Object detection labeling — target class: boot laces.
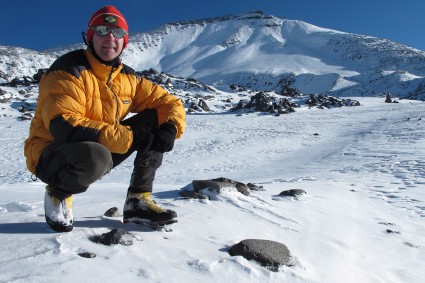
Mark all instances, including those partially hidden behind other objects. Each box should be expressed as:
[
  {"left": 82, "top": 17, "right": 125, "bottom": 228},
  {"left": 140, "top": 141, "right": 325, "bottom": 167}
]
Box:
[{"left": 127, "top": 192, "right": 165, "bottom": 213}]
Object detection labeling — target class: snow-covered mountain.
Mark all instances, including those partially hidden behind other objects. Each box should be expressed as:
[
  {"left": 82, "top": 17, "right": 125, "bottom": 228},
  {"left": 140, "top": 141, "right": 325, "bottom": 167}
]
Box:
[{"left": 2, "top": 11, "right": 425, "bottom": 99}]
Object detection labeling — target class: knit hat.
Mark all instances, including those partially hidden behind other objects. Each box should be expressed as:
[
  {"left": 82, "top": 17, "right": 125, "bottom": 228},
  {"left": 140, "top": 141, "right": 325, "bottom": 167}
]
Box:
[{"left": 86, "top": 6, "right": 129, "bottom": 48}]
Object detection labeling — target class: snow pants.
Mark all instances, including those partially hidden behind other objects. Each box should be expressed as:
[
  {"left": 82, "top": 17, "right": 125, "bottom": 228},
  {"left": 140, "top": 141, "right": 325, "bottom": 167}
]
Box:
[{"left": 35, "top": 109, "right": 163, "bottom": 199}]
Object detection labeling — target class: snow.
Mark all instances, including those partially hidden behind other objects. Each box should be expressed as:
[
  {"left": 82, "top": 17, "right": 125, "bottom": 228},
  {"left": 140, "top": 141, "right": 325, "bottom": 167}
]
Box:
[{"left": 1, "top": 97, "right": 424, "bottom": 282}]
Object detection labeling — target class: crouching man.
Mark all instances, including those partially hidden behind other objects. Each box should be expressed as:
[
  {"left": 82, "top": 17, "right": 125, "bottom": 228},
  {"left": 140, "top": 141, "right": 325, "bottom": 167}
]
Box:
[{"left": 24, "top": 6, "right": 186, "bottom": 232}]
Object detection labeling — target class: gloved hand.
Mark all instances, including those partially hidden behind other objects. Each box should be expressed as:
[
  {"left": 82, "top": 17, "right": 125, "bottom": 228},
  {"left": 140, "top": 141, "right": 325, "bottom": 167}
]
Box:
[
  {"left": 132, "top": 128, "right": 154, "bottom": 153},
  {"left": 151, "top": 122, "right": 177, "bottom": 153}
]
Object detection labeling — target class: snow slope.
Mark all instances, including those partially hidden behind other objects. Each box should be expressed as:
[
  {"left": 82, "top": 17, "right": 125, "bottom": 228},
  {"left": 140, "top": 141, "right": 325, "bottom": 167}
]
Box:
[{"left": 1, "top": 97, "right": 424, "bottom": 282}]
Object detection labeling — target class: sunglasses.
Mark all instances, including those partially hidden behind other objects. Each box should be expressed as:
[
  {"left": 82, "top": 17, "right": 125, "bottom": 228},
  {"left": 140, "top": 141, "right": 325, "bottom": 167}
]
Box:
[{"left": 91, "top": 25, "right": 127, "bottom": 39}]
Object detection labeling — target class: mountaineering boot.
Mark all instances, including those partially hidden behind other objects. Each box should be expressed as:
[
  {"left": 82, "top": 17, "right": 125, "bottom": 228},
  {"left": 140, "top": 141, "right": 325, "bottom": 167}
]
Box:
[
  {"left": 44, "top": 187, "right": 74, "bottom": 232},
  {"left": 123, "top": 192, "right": 177, "bottom": 225}
]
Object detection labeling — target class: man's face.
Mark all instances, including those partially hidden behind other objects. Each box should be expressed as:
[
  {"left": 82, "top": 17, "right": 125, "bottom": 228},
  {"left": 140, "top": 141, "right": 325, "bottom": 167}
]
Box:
[{"left": 92, "top": 29, "right": 124, "bottom": 62}]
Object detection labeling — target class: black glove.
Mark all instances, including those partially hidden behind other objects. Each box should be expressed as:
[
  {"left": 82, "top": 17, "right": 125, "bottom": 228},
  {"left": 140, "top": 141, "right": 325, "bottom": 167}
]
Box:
[
  {"left": 132, "top": 128, "right": 154, "bottom": 153},
  {"left": 151, "top": 122, "right": 177, "bottom": 153}
]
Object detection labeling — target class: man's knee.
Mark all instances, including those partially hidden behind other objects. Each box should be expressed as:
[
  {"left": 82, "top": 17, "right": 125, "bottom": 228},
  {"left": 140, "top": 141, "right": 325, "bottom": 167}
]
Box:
[
  {"left": 37, "top": 142, "right": 112, "bottom": 194},
  {"left": 78, "top": 142, "right": 113, "bottom": 183}
]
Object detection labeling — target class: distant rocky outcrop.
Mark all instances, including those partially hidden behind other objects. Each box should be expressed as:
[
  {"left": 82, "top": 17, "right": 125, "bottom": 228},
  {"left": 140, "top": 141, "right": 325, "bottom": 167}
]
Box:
[
  {"left": 305, "top": 94, "right": 360, "bottom": 108},
  {"left": 384, "top": 93, "right": 399, "bottom": 103},
  {"left": 233, "top": 92, "right": 360, "bottom": 115},
  {"left": 234, "top": 91, "right": 299, "bottom": 114}
]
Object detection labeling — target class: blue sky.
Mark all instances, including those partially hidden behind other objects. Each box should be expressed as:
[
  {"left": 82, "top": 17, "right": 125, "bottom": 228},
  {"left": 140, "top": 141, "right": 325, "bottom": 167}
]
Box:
[{"left": 3, "top": 0, "right": 424, "bottom": 51}]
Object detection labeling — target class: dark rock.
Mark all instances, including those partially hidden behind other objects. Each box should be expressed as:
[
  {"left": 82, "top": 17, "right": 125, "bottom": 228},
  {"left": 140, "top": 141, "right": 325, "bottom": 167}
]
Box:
[
  {"left": 247, "top": 183, "right": 264, "bottom": 191},
  {"left": 92, "top": 228, "right": 135, "bottom": 246},
  {"left": 250, "top": 92, "right": 273, "bottom": 112},
  {"left": 104, "top": 207, "right": 120, "bottom": 217},
  {"left": 233, "top": 91, "right": 300, "bottom": 115},
  {"left": 33, "top": 68, "right": 47, "bottom": 83},
  {"left": 228, "top": 239, "right": 293, "bottom": 271},
  {"left": 78, "top": 251, "right": 96, "bottom": 258},
  {"left": 280, "top": 86, "right": 300, "bottom": 97},
  {"left": 279, "top": 189, "right": 306, "bottom": 197},
  {"left": 0, "top": 97, "right": 11, "bottom": 103},
  {"left": 197, "top": 99, "right": 211, "bottom": 111},
  {"left": 2, "top": 77, "right": 33, "bottom": 87},
  {"left": 306, "top": 94, "right": 360, "bottom": 108},
  {"left": 18, "top": 113, "right": 33, "bottom": 121},
  {"left": 188, "top": 101, "right": 208, "bottom": 112}
]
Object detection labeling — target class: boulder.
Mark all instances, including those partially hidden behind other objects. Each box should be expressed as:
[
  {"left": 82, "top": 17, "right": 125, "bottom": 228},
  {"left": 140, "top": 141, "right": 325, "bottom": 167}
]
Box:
[
  {"left": 104, "top": 207, "right": 120, "bottom": 217},
  {"left": 192, "top": 177, "right": 262, "bottom": 196},
  {"left": 279, "top": 189, "right": 306, "bottom": 197},
  {"left": 92, "top": 228, "right": 135, "bottom": 246},
  {"left": 228, "top": 239, "right": 293, "bottom": 271}
]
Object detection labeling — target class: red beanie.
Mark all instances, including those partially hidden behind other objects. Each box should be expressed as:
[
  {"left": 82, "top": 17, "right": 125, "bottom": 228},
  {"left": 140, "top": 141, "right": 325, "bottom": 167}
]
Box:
[{"left": 86, "top": 6, "right": 129, "bottom": 48}]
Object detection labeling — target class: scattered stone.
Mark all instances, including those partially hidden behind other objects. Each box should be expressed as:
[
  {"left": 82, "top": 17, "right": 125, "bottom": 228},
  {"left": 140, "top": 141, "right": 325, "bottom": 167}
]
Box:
[
  {"left": 378, "top": 222, "right": 395, "bottom": 226},
  {"left": 78, "top": 251, "right": 96, "bottom": 258},
  {"left": 92, "top": 228, "right": 136, "bottom": 246},
  {"left": 278, "top": 189, "right": 306, "bottom": 197},
  {"left": 228, "top": 239, "right": 293, "bottom": 271},
  {"left": 104, "top": 207, "right": 120, "bottom": 217},
  {"left": 404, "top": 242, "right": 420, "bottom": 248},
  {"left": 18, "top": 113, "right": 33, "bottom": 121},
  {"left": 179, "top": 190, "right": 209, "bottom": 200},
  {"left": 0, "top": 97, "right": 11, "bottom": 103}
]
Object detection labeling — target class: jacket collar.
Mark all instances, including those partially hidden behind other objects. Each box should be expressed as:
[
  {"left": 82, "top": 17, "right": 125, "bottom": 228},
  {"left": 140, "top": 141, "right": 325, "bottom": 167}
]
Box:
[{"left": 84, "top": 49, "right": 123, "bottom": 84}]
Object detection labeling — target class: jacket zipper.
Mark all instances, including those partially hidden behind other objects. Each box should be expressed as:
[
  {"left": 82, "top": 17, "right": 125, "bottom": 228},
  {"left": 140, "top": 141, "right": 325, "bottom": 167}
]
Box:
[{"left": 106, "top": 66, "right": 120, "bottom": 125}]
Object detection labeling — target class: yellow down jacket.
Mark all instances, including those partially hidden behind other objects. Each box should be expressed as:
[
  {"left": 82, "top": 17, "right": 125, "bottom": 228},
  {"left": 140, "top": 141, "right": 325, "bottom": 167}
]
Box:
[{"left": 24, "top": 49, "right": 186, "bottom": 173}]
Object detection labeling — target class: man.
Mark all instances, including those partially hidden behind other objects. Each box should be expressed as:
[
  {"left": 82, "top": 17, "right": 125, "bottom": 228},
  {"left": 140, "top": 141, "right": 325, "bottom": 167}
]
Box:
[{"left": 24, "top": 6, "right": 186, "bottom": 232}]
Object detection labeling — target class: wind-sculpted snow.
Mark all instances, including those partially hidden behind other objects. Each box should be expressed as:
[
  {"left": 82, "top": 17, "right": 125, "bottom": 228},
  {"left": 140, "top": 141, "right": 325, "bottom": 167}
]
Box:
[
  {"left": 0, "top": 201, "right": 37, "bottom": 212},
  {"left": 0, "top": 98, "right": 425, "bottom": 281}
]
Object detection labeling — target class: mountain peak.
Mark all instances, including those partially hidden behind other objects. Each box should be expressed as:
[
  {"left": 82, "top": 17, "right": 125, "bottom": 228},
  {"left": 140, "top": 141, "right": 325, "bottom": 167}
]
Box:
[
  {"left": 159, "top": 10, "right": 277, "bottom": 28},
  {"left": 1, "top": 12, "right": 425, "bottom": 99}
]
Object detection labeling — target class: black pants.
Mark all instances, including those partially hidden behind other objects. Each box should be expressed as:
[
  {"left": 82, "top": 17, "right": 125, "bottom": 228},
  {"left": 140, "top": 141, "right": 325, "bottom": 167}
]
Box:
[{"left": 35, "top": 109, "right": 163, "bottom": 199}]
